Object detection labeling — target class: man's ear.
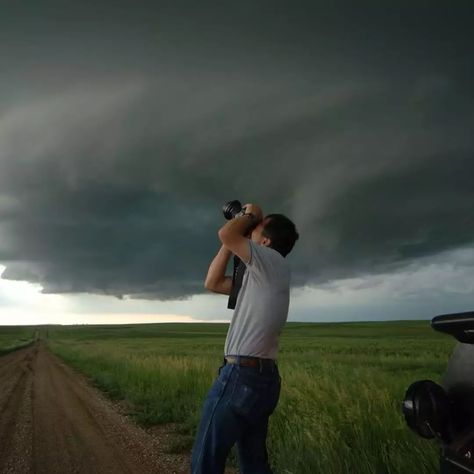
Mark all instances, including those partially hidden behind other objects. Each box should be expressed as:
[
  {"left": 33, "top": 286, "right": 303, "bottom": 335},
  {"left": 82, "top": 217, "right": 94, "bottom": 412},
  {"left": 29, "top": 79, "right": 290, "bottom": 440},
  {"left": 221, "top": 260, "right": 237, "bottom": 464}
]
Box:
[{"left": 262, "top": 237, "right": 272, "bottom": 247}]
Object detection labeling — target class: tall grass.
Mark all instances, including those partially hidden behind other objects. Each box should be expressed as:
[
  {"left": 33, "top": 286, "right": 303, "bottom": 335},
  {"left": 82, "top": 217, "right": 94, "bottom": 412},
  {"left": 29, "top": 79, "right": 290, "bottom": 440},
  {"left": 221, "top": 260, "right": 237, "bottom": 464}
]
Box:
[
  {"left": 47, "top": 321, "right": 454, "bottom": 473},
  {"left": 0, "top": 326, "right": 36, "bottom": 356}
]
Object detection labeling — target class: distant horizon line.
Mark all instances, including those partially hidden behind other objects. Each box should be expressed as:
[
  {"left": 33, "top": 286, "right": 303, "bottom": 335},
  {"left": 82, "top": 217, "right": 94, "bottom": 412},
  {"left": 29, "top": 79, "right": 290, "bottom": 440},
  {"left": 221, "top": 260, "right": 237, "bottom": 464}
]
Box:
[{"left": 0, "top": 318, "right": 433, "bottom": 328}]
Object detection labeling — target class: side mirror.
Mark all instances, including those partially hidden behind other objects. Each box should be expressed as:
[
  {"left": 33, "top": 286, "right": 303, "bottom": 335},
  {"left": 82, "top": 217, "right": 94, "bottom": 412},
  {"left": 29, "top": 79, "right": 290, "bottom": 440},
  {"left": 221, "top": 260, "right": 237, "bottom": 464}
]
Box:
[{"left": 403, "top": 380, "right": 452, "bottom": 442}]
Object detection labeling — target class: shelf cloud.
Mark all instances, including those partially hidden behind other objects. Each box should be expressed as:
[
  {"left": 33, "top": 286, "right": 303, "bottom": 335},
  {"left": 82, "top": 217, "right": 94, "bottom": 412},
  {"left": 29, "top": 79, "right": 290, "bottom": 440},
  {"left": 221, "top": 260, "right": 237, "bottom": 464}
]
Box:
[{"left": 0, "top": 1, "right": 473, "bottom": 302}]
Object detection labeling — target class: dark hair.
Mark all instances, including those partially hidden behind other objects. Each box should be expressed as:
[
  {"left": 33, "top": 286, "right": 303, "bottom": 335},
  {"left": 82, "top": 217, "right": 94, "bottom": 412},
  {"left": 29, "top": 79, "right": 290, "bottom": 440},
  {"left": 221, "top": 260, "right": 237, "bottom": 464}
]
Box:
[{"left": 262, "top": 214, "right": 299, "bottom": 257}]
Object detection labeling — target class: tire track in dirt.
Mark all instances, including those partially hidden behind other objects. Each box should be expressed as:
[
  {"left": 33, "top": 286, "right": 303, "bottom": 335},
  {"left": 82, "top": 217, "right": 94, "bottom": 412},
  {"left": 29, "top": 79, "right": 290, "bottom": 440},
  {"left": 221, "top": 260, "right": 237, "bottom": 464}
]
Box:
[
  {"left": 0, "top": 346, "right": 34, "bottom": 474},
  {"left": 0, "top": 342, "right": 190, "bottom": 474}
]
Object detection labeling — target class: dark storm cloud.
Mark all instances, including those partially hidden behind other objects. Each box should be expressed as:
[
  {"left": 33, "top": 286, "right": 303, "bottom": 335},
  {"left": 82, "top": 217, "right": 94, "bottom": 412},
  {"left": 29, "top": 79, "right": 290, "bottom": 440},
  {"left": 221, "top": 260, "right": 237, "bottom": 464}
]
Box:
[{"left": 0, "top": 1, "right": 473, "bottom": 299}]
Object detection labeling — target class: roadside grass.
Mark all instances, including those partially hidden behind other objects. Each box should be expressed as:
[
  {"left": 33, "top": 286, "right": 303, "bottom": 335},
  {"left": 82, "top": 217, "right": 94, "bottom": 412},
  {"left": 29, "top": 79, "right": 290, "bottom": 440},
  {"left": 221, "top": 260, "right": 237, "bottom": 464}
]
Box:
[
  {"left": 46, "top": 321, "right": 455, "bottom": 474},
  {"left": 0, "top": 326, "right": 36, "bottom": 356}
]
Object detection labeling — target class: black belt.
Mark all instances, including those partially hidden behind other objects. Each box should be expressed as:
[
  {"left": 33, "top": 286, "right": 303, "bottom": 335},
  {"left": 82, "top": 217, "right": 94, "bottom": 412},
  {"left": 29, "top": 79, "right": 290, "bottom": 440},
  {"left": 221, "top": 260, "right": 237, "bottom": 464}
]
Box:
[{"left": 225, "top": 356, "right": 277, "bottom": 371}]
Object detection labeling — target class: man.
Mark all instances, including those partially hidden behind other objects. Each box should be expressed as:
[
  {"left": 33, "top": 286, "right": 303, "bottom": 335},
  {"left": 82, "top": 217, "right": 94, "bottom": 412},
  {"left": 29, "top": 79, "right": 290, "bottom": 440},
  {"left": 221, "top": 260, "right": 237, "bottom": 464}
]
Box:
[{"left": 191, "top": 203, "right": 299, "bottom": 474}]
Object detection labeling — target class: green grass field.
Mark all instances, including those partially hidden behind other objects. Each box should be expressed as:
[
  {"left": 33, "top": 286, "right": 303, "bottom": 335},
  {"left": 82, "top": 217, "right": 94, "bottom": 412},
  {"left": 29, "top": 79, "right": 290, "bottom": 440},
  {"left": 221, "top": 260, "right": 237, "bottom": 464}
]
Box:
[
  {"left": 40, "top": 321, "right": 456, "bottom": 474},
  {"left": 0, "top": 326, "right": 36, "bottom": 355}
]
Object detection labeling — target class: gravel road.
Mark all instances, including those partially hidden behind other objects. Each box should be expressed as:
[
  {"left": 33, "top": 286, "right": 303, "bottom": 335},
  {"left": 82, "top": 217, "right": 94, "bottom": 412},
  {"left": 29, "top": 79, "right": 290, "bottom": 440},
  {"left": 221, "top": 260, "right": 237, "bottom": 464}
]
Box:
[{"left": 0, "top": 342, "right": 190, "bottom": 474}]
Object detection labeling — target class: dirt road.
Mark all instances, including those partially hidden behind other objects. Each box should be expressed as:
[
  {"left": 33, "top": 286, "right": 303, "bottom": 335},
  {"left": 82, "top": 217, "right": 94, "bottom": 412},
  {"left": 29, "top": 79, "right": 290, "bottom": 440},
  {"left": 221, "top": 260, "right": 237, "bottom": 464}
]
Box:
[{"left": 0, "top": 342, "right": 189, "bottom": 474}]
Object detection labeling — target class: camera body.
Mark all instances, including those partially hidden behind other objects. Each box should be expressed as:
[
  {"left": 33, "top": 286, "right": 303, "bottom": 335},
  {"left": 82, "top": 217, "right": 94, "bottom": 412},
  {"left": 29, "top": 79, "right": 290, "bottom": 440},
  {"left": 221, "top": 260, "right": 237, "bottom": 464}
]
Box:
[{"left": 403, "top": 312, "right": 474, "bottom": 473}]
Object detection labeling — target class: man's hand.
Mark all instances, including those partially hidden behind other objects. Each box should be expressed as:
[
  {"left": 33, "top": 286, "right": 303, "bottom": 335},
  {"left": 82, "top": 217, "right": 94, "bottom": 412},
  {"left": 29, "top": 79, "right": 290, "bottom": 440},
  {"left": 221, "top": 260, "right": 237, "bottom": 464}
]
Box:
[
  {"left": 242, "top": 203, "right": 263, "bottom": 224},
  {"left": 218, "top": 202, "right": 264, "bottom": 264}
]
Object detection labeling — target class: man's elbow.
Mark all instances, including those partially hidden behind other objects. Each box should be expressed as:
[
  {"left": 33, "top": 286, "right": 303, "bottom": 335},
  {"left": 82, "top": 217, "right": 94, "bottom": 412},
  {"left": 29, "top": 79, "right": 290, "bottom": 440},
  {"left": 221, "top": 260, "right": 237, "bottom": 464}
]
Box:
[
  {"left": 218, "top": 228, "right": 228, "bottom": 245},
  {"left": 204, "top": 278, "right": 217, "bottom": 292},
  {"left": 218, "top": 229, "right": 236, "bottom": 249}
]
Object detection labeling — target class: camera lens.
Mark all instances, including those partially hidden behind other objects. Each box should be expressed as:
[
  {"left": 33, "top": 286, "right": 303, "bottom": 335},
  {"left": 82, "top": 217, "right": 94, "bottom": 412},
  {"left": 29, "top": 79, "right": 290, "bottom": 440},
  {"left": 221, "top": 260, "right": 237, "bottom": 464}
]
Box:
[{"left": 223, "top": 200, "right": 242, "bottom": 220}]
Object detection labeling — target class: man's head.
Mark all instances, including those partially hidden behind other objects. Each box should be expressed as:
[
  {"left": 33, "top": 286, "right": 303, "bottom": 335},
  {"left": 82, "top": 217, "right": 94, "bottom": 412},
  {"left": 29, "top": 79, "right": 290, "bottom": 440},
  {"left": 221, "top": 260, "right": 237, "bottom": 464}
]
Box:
[{"left": 251, "top": 214, "right": 299, "bottom": 257}]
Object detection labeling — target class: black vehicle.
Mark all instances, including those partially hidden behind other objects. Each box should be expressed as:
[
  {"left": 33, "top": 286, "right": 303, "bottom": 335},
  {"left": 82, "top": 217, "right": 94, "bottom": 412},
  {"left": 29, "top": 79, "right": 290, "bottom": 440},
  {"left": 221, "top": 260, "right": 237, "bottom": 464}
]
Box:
[{"left": 403, "top": 312, "right": 474, "bottom": 473}]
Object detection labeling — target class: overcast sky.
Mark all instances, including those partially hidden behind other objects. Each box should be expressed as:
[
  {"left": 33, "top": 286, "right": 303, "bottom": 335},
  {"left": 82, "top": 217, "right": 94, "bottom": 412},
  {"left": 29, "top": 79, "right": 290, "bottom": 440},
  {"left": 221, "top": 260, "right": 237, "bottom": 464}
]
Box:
[{"left": 0, "top": 1, "right": 473, "bottom": 325}]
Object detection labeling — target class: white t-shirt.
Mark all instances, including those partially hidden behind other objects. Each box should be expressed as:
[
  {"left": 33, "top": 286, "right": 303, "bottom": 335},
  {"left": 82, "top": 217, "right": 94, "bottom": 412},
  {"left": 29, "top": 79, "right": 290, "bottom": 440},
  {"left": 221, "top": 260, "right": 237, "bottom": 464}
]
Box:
[{"left": 224, "top": 240, "right": 291, "bottom": 360}]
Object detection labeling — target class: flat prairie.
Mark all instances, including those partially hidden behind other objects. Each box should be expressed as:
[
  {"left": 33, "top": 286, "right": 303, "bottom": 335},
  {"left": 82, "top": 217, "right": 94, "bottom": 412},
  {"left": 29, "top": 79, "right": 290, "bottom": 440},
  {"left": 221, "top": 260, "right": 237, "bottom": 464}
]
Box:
[{"left": 42, "top": 320, "right": 455, "bottom": 474}]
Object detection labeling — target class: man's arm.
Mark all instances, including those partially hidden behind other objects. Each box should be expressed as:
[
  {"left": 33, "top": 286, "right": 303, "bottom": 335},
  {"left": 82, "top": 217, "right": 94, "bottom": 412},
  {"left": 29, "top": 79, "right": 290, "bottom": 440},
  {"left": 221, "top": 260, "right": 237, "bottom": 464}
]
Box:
[
  {"left": 218, "top": 203, "right": 263, "bottom": 263},
  {"left": 204, "top": 245, "right": 233, "bottom": 295}
]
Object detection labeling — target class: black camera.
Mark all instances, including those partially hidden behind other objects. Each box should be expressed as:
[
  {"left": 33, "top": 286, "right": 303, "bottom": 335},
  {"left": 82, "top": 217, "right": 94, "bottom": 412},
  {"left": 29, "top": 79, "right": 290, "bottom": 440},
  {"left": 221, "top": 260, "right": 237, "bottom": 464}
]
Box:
[
  {"left": 403, "top": 311, "right": 474, "bottom": 473},
  {"left": 222, "top": 200, "right": 247, "bottom": 310}
]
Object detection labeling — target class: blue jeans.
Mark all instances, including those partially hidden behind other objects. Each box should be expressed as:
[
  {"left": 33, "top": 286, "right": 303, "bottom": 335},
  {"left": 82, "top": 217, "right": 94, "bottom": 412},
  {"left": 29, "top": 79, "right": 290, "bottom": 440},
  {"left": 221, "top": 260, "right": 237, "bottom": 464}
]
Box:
[{"left": 191, "top": 359, "right": 281, "bottom": 474}]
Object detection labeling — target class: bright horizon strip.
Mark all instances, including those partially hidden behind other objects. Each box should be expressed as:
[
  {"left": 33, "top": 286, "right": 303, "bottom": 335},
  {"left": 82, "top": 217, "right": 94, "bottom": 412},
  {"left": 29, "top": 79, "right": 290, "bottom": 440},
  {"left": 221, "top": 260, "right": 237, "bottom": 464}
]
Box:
[
  {"left": 0, "top": 264, "right": 227, "bottom": 325},
  {"left": 0, "top": 311, "right": 229, "bottom": 326}
]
